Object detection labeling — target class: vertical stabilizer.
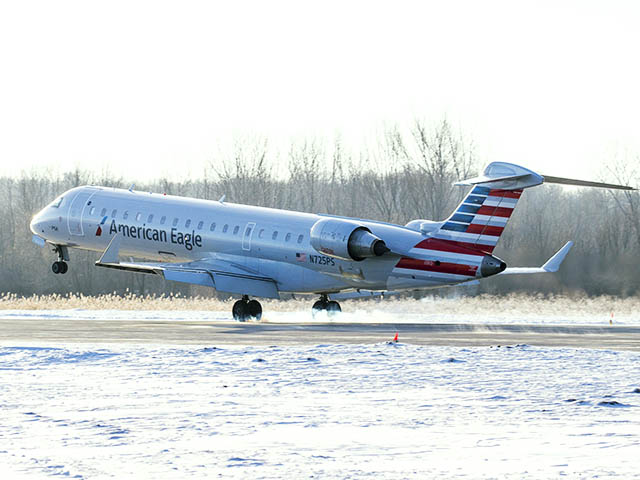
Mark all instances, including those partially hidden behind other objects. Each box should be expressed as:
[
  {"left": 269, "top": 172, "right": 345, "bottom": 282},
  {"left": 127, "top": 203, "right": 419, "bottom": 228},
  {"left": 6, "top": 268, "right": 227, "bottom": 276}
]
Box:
[{"left": 432, "top": 185, "right": 523, "bottom": 254}]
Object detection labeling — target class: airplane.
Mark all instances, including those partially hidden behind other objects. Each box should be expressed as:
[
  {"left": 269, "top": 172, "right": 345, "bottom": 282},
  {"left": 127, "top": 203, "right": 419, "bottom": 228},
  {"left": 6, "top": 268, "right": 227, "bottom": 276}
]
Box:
[{"left": 30, "top": 162, "right": 634, "bottom": 321}]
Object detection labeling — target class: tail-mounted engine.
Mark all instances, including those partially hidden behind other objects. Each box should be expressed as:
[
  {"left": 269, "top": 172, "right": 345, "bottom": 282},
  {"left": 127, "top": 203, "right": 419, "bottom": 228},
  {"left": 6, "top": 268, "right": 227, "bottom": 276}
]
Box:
[{"left": 310, "top": 218, "right": 390, "bottom": 261}]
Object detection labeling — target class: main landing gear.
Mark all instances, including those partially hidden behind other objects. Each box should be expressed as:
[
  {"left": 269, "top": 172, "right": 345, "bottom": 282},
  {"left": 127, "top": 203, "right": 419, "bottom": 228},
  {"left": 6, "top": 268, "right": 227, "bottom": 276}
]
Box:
[
  {"left": 312, "top": 294, "right": 341, "bottom": 318},
  {"left": 232, "top": 295, "right": 263, "bottom": 322},
  {"left": 51, "top": 245, "right": 68, "bottom": 275}
]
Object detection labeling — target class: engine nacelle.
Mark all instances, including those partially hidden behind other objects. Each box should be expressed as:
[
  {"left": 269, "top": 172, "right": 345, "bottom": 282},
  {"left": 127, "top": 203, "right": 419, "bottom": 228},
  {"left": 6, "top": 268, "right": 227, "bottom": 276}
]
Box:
[{"left": 310, "top": 218, "right": 390, "bottom": 261}]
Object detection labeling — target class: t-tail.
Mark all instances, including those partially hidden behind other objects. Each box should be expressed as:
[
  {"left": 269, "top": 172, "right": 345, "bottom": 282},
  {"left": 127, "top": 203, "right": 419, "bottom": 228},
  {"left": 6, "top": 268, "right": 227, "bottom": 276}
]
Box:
[
  {"left": 407, "top": 162, "right": 634, "bottom": 280},
  {"left": 433, "top": 162, "right": 544, "bottom": 255}
]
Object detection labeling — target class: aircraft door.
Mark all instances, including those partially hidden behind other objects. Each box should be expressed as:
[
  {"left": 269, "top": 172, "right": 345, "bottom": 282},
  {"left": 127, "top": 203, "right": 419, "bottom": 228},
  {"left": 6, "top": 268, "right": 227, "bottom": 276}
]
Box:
[
  {"left": 67, "top": 190, "right": 96, "bottom": 236},
  {"left": 242, "top": 222, "right": 256, "bottom": 252}
]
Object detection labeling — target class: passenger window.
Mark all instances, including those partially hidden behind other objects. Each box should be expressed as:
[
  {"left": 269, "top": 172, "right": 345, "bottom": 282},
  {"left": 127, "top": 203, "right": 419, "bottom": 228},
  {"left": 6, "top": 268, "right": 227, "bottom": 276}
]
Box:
[
  {"left": 185, "top": 219, "right": 191, "bottom": 228},
  {"left": 172, "top": 218, "right": 179, "bottom": 227},
  {"left": 272, "top": 231, "right": 278, "bottom": 240},
  {"left": 285, "top": 233, "right": 291, "bottom": 242},
  {"left": 223, "top": 224, "right": 229, "bottom": 233},
  {"left": 160, "top": 216, "right": 166, "bottom": 225},
  {"left": 123, "top": 211, "right": 129, "bottom": 220},
  {"left": 259, "top": 229, "right": 264, "bottom": 239},
  {"left": 297, "top": 234, "right": 304, "bottom": 244},
  {"left": 89, "top": 207, "right": 96, "bottom": 216},
  {"left": 210, "top": 222, "right": 216, "bottom": 232},
  {"left": 233, "top": 226, "right": 239, "bottom": 235},
  {"left": 100, "top": 208, "right": 107, "bottom": 216},
  {"left": 111, "top": 209, "right": 117, "bottom": 218},
  {"left": 147, "top": 214, "right": 154, "bottom": 223},
  {"left": 136, "top": 212, "right": 142, "bottom": 221},
  {"left": 197, "top": 221, "right": 204, "bottom": 230},
  {"left": 245, "top": 227, "right": 252, "bottom": 237}
]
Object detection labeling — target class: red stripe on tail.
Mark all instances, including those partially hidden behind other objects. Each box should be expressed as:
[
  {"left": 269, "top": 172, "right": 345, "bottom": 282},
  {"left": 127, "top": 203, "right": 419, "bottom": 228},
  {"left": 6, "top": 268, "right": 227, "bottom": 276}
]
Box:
[
  {"left": 476, "top": 206, "right": 514, "bottom": 218},
  {"left": 465, "top": 224, "right": 504, "bottom": 236},
  {"left": 488, "top": 189, "right": 523, "bottom": 199},
  {"left": 414, "top": 238, "right": 494, "bottom": 255}
]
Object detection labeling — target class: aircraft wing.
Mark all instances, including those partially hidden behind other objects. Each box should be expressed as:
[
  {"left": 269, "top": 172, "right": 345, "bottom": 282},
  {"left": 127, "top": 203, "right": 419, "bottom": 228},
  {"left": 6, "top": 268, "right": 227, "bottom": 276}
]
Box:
[
  {"left": 498, "top": 241, "right": 573, "bottom": 275},
  {"left": 95, "top": 235, "right": 280, "bottom": 299}
]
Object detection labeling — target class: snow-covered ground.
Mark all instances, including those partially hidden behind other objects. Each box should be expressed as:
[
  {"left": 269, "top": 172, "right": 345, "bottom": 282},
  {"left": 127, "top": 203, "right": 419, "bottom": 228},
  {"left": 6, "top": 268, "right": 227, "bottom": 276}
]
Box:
[
  {"left": 0, "top": 306, "right": 636, "bottom": 325},
  {"left": 1, "top": 341, "right": 639, "bottom": 478}
]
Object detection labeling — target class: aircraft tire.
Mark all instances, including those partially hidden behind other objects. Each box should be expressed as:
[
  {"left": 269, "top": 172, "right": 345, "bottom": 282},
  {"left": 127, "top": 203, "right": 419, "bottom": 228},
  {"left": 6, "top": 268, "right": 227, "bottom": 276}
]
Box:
[
  {"left": 232, "top": 300, "right": 248, "bottom": 322},
  {"left": 52, "top": 262, "right": 62, "bottom": 274},
  {"left": 326, "top": 301, "right": 341, "bottom": 317},
  {"left": 311, "top": 300, "right": 327, "bottom": 318},
  {"left": 60, "top": 262, "right": 68, "bottom": 274},
  {"left": 247, "top": 300, "right": 262, "bottom": 320}
]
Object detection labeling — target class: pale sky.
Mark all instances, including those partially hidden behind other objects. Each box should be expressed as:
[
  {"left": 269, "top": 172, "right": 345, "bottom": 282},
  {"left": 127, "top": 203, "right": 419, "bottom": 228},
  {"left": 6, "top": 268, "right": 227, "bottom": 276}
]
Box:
[{"left": 1, "top": 0, "right": 639, "bottom": 182}]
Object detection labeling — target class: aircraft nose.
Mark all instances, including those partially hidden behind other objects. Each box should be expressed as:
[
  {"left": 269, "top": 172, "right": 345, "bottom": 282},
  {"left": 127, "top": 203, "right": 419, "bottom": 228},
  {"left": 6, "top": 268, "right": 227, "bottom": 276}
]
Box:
[{"left": 30, "top": 210, "right": 46, "bottom": 235}]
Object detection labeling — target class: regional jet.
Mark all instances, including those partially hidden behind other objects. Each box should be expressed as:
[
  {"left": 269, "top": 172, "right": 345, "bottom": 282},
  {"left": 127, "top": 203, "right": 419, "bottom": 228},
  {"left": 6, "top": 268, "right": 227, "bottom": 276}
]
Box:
[{"left": 30, "top": 162, "right": 634, "bottom": 320}]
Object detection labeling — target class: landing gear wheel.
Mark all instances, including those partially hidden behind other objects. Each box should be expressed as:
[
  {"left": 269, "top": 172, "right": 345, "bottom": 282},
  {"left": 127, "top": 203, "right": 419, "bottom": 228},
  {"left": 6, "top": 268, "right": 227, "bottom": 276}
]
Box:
[
  {"left": 312, "top": 300, "right": 327, "bottom": 318},
  {"left": 326, "top": 300, "right": 341, "bottom": 317},
  {"left": 232, "top": 300, "right": 248, "bottom": 322},
  {"left": 247, "top": 300, "right": 262, "bottom": 321},
  {"left": 52, "top": 261, "right": 68, "bottom": 275}
]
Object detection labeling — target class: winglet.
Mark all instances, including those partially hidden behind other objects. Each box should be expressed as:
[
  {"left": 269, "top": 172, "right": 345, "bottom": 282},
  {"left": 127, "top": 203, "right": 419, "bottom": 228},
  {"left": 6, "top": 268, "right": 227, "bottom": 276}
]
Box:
[
  {"left": 499, "top": 241, "right": 573, "bottom": 275},
  {"left": 541, "top": 241, "right": 574, "bottom": 272},
  {"left": 97, "top": 234, "right": 122, "bottom": 264}
]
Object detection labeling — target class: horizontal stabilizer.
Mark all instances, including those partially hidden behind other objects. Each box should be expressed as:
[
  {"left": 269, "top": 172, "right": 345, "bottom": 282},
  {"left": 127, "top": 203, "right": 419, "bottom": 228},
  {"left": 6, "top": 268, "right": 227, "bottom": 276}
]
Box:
[
  {"left": 456, "top": 162, "right": 636, "bottom": 192},
  {"left": 499, "top": 241, "right": 573, "bottom": 275},
  {"left": 454, "top": 173, "right": 529, "bottom": 186},
  {"left": 541, "top": 175, "right": 636, "bottom": 191},
  {"left": 455, "top": 162, "right": 544, "bottom": 191}
]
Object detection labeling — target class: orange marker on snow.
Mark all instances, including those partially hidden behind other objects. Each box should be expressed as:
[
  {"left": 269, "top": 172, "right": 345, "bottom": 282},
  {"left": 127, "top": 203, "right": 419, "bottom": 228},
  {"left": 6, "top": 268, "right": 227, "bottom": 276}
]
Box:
[{"left": 393, "top": 332, "right": 399, "bottom": 343}]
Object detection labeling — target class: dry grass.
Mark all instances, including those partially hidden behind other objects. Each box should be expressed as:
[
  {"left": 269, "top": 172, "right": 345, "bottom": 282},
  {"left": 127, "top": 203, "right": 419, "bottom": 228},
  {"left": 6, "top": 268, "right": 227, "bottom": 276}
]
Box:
[{"left": 0, "top": 292, "right": 638, "bottom": 318}]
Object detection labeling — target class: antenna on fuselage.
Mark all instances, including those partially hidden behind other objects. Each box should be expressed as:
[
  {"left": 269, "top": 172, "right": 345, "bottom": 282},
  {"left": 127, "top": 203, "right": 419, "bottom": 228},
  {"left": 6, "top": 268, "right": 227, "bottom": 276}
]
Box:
[
  {"left": 218, "top": 194, "right": 226, "bottom": 204},
  {"left": 128, "top": 184, "right": 135, "bottom": 192}
]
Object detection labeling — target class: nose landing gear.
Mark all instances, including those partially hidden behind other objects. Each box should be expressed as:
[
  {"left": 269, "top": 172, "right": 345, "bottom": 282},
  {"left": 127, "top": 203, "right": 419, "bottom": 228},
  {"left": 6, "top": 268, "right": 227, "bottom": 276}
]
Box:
[
  {"left": 51, "top": 245, "right": 69, "bottom": 275},
  {"left": 312, "top": 294, "right": 342, "bottom": 318},
  {"left": 232, "top": 295, "right": 263, "bottom": 322},
  {"left": 52, "top": 261, "right": 68, "bottom": 274}
]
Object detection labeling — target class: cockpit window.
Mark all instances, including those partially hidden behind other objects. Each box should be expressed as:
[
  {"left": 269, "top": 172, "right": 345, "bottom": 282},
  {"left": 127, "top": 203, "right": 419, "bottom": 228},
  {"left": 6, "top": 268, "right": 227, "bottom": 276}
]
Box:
[{"left": 50, "top": 196, "right": 64, "bottom": 208}]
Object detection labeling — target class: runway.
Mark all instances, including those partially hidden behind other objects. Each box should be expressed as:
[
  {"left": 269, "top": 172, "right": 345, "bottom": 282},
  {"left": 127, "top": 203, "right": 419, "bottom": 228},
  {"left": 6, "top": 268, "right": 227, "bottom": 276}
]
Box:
[{"left": 1, "top": 316, "right": 640, "bottom": 350}]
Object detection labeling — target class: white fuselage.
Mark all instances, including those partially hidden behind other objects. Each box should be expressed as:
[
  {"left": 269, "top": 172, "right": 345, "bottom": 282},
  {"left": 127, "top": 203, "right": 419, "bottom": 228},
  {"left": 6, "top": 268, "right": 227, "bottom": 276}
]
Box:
[{"left": 31, "top": 186, "right": 486, "bottom": 295}]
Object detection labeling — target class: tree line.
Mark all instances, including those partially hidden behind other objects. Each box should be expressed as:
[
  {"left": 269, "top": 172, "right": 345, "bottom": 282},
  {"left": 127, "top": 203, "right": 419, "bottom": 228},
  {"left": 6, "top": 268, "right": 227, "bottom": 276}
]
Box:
[{"left": 1, "top": 120, "right": 638, "bottom": 298}]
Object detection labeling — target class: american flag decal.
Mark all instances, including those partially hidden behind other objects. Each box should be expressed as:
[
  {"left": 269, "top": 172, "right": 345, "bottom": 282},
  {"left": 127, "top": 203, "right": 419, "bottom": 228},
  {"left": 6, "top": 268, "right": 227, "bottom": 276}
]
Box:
[{"left": 296, "top": 253, "right": 307, "bottom": 262}]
